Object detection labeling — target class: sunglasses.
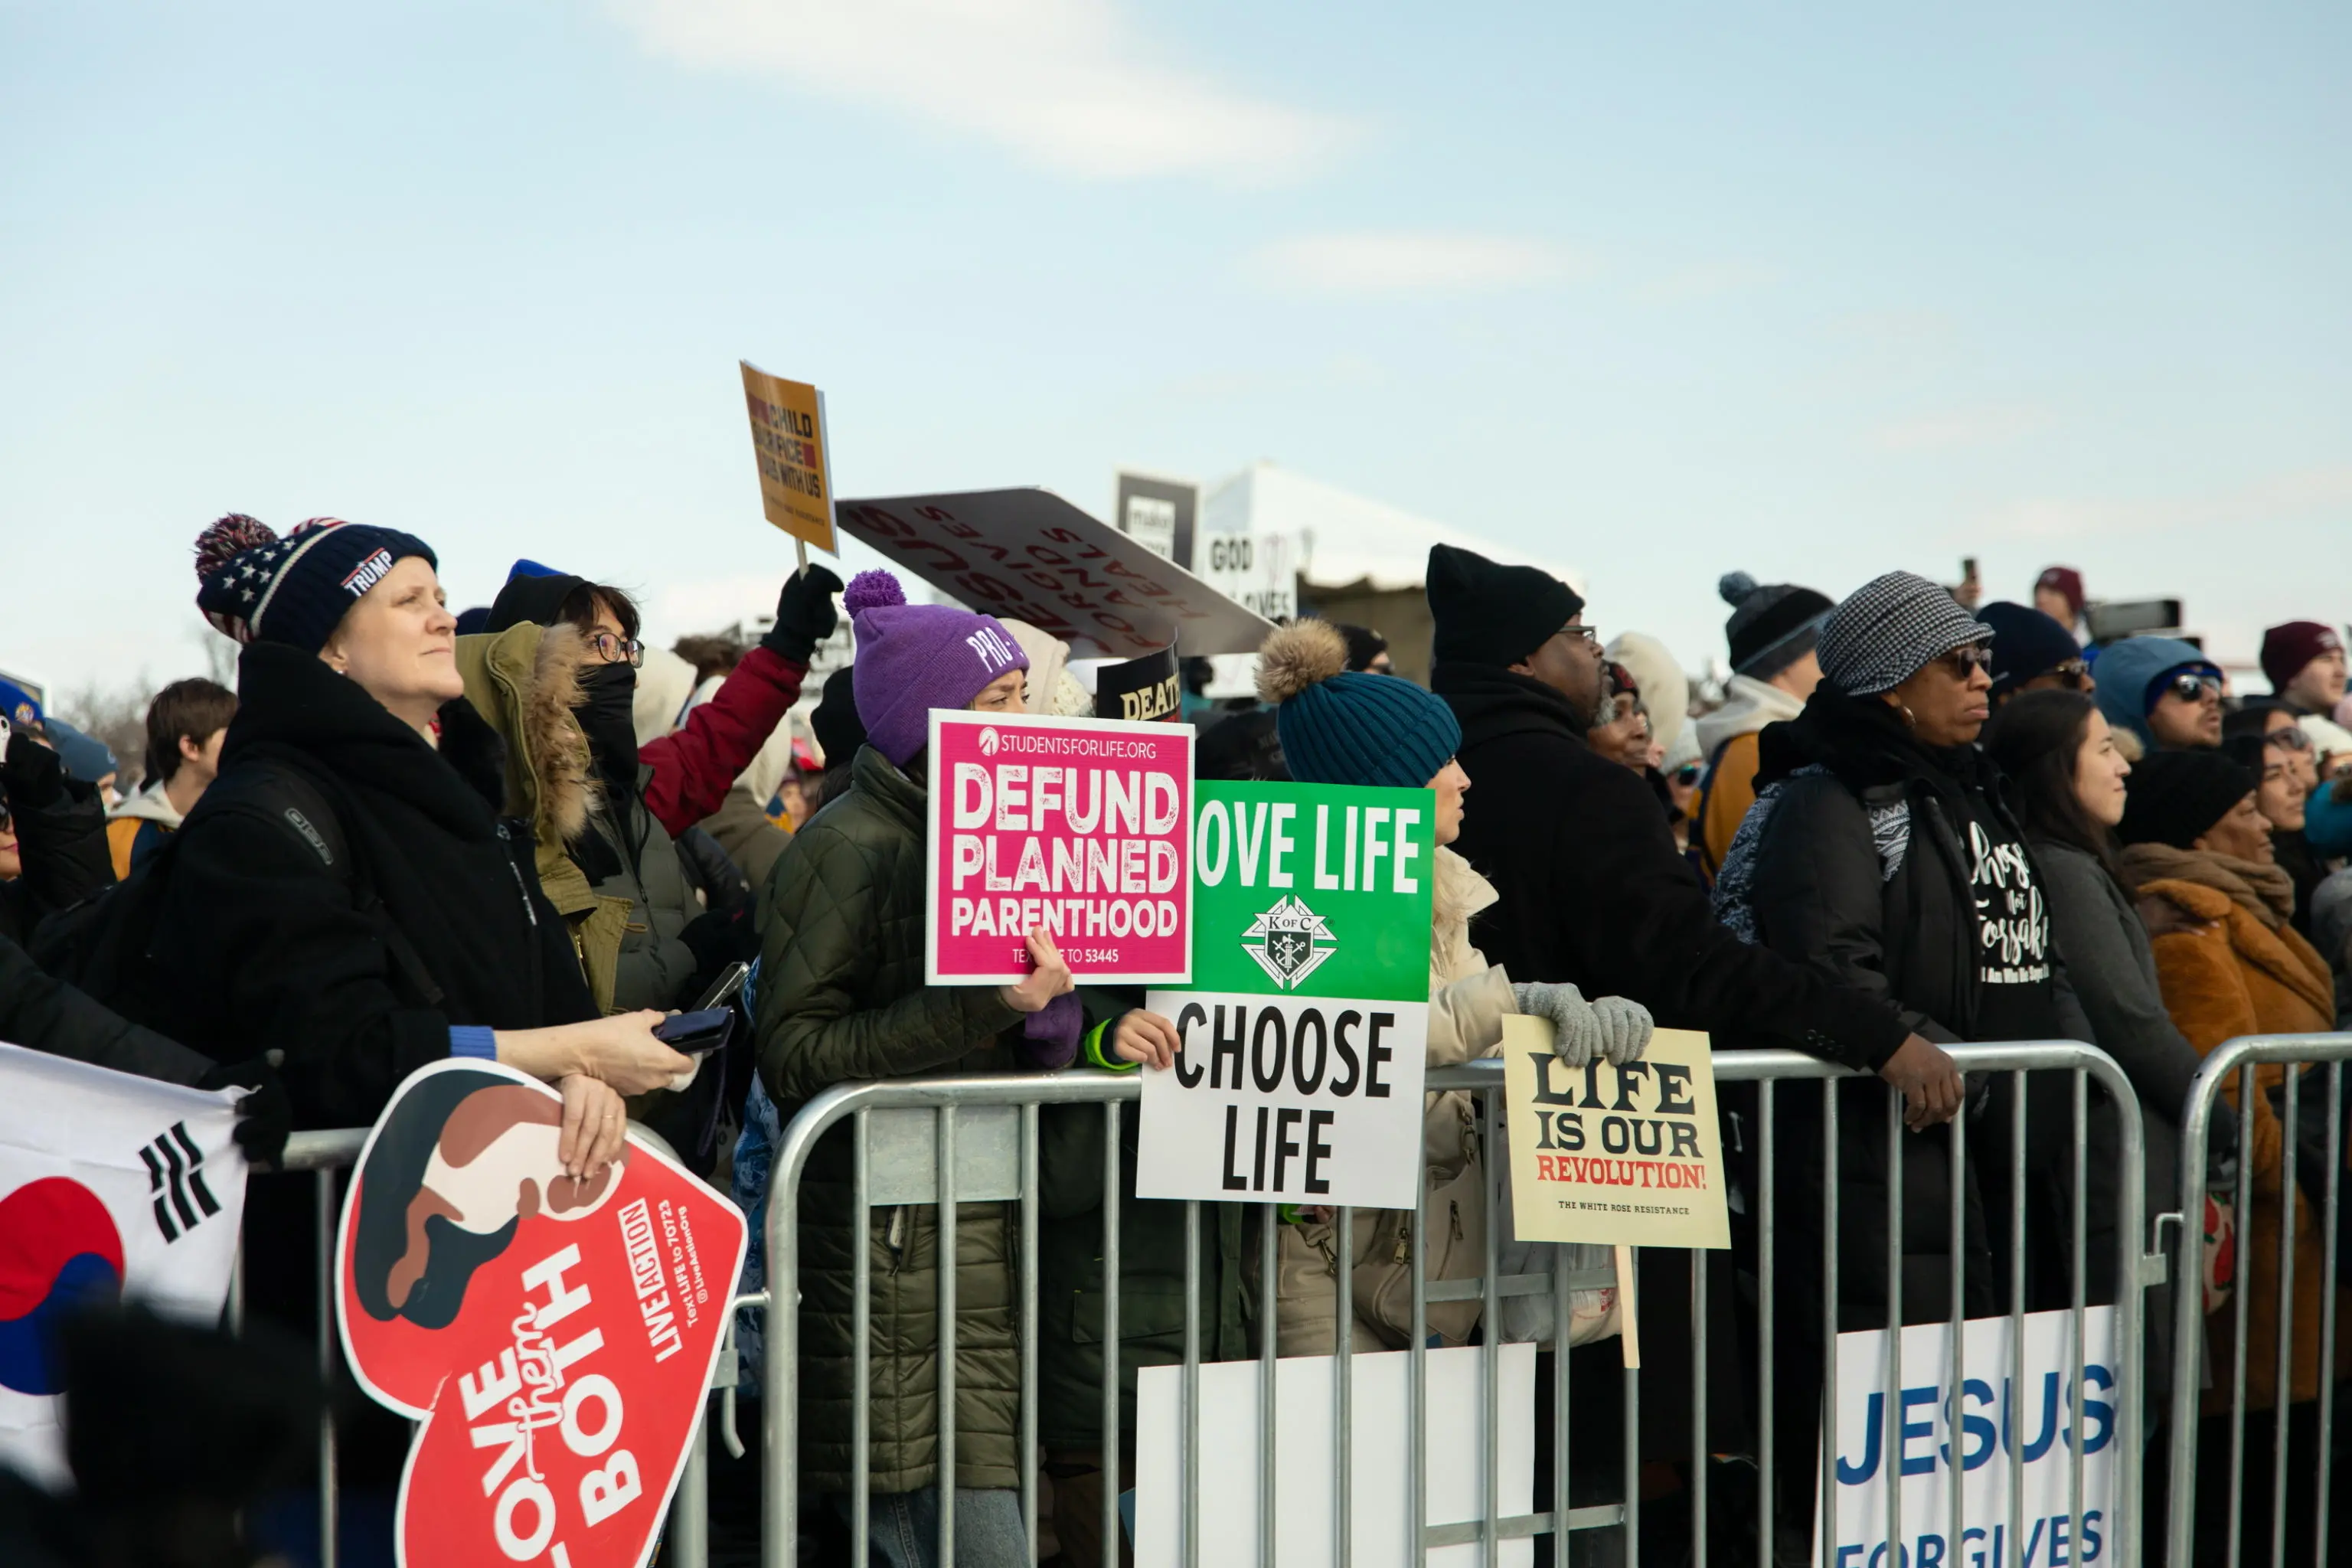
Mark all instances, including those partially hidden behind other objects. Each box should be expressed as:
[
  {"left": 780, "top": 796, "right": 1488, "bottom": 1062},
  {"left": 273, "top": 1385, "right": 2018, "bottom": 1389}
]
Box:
[
  {"left": 2045, "top": 658, "right": 2089, "bottom": 689},
  {"left": 2164, "top": 673, "right": 2221, "bottom": 704},
  {"left": 1671, "top": 763, "right": 1704, "bottom": 787},
  {"left": 2265, "top": 725, "right": 2314, "bottom": 753},
  {"left": 1933, "top": 645, "right": 1994, "bottom": 678}
]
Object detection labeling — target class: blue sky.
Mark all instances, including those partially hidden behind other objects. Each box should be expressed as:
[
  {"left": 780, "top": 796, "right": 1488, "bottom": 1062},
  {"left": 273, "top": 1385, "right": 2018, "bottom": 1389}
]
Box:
[{"left": 4, "top": 0, "right": 2347, "bottom": 702}]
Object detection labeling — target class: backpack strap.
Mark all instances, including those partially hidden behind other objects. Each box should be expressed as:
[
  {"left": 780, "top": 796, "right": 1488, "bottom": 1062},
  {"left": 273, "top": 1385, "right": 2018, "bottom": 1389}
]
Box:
[
  {"left": 234, "top": 763, "right": 448, "bottom": 1010},
  {"left": 1690, "top": 735, "right": 1736, "bottom": 880}
]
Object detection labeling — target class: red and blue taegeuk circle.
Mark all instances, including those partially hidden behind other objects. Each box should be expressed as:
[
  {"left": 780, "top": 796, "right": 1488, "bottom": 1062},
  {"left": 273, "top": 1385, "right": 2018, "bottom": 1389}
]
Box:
[{"left": 0, "top": 1178, "right": 125, "bottom": 1396}]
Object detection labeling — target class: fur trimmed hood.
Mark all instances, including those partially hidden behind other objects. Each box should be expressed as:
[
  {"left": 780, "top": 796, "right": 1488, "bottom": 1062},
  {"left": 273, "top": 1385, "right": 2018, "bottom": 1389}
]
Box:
[{"left": 451, "top": 621, "right": 599, "bottom": 848}]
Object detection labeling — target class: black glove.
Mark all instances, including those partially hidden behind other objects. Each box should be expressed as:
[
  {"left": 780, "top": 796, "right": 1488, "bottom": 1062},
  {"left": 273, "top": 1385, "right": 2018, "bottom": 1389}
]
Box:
[
  {"left": 679, "top": 906, "right": 760, "bottom": 985},
  {"left": 762, "top": 565, "right": 844, "bottom": 665},
  {"left": 198, "top": 1050, "right": 292, "bottom": 1169},
  {"left": 3, "top": 727, "right": 67, "bottom": 807}
]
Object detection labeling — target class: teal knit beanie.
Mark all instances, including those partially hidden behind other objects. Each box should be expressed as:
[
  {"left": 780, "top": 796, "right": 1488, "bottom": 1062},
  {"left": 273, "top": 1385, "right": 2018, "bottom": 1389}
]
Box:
[{"left": 1256, "top": 620, "right": 1460, "bottom": 789}]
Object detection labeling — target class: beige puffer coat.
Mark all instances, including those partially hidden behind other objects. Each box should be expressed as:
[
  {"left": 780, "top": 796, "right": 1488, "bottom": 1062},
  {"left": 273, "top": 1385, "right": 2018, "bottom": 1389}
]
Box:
[{"left": 1261, "top": 846, "right": 1514, "bottom": 1353}]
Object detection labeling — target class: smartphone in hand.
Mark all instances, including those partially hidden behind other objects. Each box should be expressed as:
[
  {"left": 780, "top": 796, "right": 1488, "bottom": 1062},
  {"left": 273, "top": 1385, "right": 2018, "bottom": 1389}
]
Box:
[
  {"left": 693, "top": 960, "right": 750, "bottom": 1013},
  {"left": 655, "top": 1008, "right": 734, "bottom": 1057}
]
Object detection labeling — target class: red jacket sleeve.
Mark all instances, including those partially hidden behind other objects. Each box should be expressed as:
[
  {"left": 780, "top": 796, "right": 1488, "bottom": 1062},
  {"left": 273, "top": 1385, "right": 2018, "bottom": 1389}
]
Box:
[{"left": 639, "top": 645, "right": 808, "bottom": 837}]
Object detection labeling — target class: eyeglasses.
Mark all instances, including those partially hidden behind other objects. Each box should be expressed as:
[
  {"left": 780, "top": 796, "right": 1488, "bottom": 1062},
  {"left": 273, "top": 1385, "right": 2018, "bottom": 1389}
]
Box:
[
  {"left": 1934, "top": 645, "right": 1994, "bottom": 678},
  {"left": 2264, "top": 725, "right": 2314, "bottom": 753},
  {"left": 2164, "top": 673, "right": 2220, "bottom": 704},
  {"left": 586, "top": 632, "right": 645, "bottom": 668},
  {"left": 1560, "top": 624, "right": 1601, "bottom": 648},
  {"left": 2046, "top": 658, "right": 2089, "bottom": 689}
]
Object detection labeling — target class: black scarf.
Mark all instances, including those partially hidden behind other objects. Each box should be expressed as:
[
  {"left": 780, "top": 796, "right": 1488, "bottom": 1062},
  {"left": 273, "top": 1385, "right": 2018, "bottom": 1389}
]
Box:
[
  {"left": 1756, "top": 684, "right": 1988, "bottom": 815},
  {"left": 1429, "top": 661, "right": 1597, "bottom": 745}
]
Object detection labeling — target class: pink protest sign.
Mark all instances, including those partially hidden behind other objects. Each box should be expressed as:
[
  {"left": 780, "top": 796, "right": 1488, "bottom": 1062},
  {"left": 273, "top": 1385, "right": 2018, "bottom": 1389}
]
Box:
[{"left": 926, "top": 710, "right": 1194, "bottom": 985}]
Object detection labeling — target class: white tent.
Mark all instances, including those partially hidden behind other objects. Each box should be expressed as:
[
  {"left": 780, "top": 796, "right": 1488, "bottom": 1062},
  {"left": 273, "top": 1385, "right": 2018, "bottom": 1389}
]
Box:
[
  {"left": 1197, "top": 462, "right": 1583, "bottom": 688},
  {"left": 1200, "top": 462, "right": 1583, "bottom": 598}
]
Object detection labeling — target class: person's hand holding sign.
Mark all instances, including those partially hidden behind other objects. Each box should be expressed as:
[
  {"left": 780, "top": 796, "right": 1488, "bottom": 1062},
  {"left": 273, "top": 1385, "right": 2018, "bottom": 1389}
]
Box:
[
  {"left": 998, "top": 927, "right": 1076, "bottom": 1013},
  {"left": 1108, "top": 1009, "right": 1181, "bottom": 1070}
]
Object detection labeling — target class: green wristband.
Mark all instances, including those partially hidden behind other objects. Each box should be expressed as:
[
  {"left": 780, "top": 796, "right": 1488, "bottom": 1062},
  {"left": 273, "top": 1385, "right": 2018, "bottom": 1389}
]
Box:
[{"left": 1083, "top": 1019, "right": 1138, "bottom": 1072}]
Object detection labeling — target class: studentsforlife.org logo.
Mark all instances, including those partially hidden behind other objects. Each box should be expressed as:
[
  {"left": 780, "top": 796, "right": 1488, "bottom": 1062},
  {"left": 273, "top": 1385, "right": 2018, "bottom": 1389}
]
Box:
[{"left": 1241, "top": 897, "right": 1336, "bottom": 991}]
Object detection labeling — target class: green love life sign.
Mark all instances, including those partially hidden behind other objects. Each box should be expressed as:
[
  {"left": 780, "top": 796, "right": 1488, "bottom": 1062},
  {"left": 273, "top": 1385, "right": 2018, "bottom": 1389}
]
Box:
[
  {"left": 1180, "top": 780, "right": 1437, "bottom": 1001},
  {"left": 1138, "top": 780, "right": 1438, "bottom": 1210}
]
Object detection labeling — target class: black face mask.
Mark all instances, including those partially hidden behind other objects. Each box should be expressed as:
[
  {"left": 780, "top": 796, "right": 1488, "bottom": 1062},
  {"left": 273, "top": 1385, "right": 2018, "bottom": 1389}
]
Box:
[{"left": 574, "top": 662, "right": 640, "bottom": 796}]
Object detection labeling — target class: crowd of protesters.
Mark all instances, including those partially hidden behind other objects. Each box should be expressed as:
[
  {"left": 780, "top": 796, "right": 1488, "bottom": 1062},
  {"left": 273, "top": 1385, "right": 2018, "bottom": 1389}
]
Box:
[{"left": 2, "top": 514, "right": 2350, "bottom": 1566}]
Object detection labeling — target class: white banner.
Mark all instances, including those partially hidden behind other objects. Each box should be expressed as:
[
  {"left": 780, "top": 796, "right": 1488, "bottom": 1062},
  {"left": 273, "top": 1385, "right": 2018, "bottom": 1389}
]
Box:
[
  {"left": 1818, "top": 1305, "right": 2122, "bottom": 1568},
  {"left": 1133, "top": 1344, "right": 1535, "bottom": 1568},
  {"left": 1135, "top": 993, "right": 1429, "bottom": 1210},
  {"left": 0, "top": 1040, "right": 247, "bottom": 1488}
]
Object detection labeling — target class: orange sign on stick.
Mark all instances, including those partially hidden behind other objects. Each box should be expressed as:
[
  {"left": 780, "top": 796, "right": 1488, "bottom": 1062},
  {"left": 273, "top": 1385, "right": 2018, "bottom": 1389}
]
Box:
[{"left": 740, "top": 361, "right": 835, "bottom": 552}]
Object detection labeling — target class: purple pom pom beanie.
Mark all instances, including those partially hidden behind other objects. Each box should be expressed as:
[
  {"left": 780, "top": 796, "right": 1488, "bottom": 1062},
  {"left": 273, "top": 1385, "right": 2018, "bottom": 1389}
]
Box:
[{"left": 844, "top": 570, "right": 1029, "bottom": 766}]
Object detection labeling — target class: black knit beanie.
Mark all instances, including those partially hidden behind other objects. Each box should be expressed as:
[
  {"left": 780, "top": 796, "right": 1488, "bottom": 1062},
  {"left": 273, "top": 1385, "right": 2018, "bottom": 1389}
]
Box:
[
  {"left": 1719, "top": 572, "right": 1834, "bottom": 676},
  {"left": 1426, "top": 544, "right": 1585, "bottom": 668},
  {"left": 2116, "top": 749, "right": 2256, "bottom": 850},
  {"left": 485, "top": 563, "right": 590, "bottom": 633}
]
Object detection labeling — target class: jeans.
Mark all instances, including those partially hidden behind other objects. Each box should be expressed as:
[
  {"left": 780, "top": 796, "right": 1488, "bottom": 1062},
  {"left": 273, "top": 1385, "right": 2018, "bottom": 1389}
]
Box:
[{"left": 826, "top": 1486, "right": 1028, "bottom": 1568}]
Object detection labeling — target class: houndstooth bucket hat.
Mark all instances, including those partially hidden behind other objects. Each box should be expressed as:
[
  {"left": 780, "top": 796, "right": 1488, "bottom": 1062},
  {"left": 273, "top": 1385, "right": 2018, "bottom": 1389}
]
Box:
[{"left": 1816, "top": 571, "right": 1994, "bottom": 697}]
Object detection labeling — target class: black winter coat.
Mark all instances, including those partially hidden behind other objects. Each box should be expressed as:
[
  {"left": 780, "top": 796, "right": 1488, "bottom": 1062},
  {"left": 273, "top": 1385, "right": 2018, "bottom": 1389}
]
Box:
[
  {"left": 0, "top": 730, "right": 116, "bottom": 949},
  {"left": 1036, "top": 1095, "right": 1250, "bottom": 1456},
  {"left": 0, "top": 932, "right": 211, "bottom": 1084},
  {"left": 1432, "top": 662, "right": 1907, "bottom": 1068},
  {"left": 144, "top": 642, "right": 596, "bottom": 1131}
]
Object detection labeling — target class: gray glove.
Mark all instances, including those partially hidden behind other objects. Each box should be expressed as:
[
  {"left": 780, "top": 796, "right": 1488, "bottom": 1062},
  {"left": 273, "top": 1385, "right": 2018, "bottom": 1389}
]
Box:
[
  {"left": 1591, "top": 995, "right": 1655, "bottom": 1064},
  {"left": 1514, "top": 981, "right": 1600, "bottom": 1066}
]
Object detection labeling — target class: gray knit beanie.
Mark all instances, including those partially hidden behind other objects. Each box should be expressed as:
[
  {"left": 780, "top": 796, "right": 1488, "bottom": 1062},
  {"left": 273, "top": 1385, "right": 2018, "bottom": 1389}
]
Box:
[{"left": 1816, "top": 571, "right": 1993, "bottom": 697}]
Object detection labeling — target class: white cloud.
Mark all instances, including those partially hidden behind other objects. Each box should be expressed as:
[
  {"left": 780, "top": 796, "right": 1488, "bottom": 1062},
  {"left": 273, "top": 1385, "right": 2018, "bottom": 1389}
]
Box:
[
  {"left": 1246, "top": 232, "right": 1589, "bottom": 296},
  {"left": 606, "top": 0, "right": 1354, "bottom": 183},
  {"left": 1874, "top": 404, "right": 2050, "bottom": 452}
]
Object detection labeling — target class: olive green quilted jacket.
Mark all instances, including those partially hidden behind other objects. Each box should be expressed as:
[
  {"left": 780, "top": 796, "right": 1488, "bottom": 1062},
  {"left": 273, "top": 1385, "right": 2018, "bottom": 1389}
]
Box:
[{"left": 756, "top": 743, "right": 1026, "bottom": 1494}]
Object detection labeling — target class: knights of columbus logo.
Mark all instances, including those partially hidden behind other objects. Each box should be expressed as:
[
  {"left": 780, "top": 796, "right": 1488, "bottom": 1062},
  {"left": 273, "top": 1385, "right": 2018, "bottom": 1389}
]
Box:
[{"left": 1241, "top": 897, "right": 1336, "bottom": 990}]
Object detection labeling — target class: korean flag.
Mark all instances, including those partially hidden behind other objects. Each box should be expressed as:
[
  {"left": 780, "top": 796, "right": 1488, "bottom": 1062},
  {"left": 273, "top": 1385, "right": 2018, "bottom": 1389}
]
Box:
[{"left": 0, "top": 1040, "right": 247, "bottom": 1488}]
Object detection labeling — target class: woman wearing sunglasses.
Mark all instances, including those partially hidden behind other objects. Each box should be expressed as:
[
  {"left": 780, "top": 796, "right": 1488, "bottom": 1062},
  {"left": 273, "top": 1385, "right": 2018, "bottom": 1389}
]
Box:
[{"left": 1713, "top": 572, "right": 2095, "bottom": 1539}]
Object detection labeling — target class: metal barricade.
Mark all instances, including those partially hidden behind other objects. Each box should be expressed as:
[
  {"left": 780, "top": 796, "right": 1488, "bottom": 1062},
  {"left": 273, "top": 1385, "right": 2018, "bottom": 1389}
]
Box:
[
  {"left": 743, "top": 1039, "right": 2151, "bottom": 1568},
  {"left": 226, "top": 1127, "right": 368, "bottom": 1568},
  {"left": 2163, "top": 1033, "right": 2352, "bottom": 1568}
]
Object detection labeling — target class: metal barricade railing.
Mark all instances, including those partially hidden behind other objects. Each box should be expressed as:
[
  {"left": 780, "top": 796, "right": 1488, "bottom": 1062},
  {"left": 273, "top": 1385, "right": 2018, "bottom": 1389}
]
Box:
[
  {"left": 746, "top": 1039, "right": 2153, "bottom": 1568},
  {"left": 2164, "top": 1033, "right": 2352, "bottom": 1568},
  {"left": 217, "top": 1039, "right": 2164, "bottom": 1568},
  {"left": 226, "top": 1128, "right": 368, "bottom": 1568}
]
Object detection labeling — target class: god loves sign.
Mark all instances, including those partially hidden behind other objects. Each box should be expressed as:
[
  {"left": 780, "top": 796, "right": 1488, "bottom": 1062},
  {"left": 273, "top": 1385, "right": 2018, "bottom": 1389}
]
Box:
[
  {"left": 1138, "top": 780, "right": 1436, "bottom": 1211},
  {"left": 925, "top": 709, "right": 1194, "bottom": 985}
]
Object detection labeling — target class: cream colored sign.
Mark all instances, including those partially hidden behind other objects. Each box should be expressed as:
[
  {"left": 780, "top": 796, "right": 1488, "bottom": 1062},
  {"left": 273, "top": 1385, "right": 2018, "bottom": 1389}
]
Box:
[
  {"left": 1501, "top": 1019, "right": 1728, "bottom": 1250},
  {"left": 740, "top": 361, "right": 836, "bottom": 551}
]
